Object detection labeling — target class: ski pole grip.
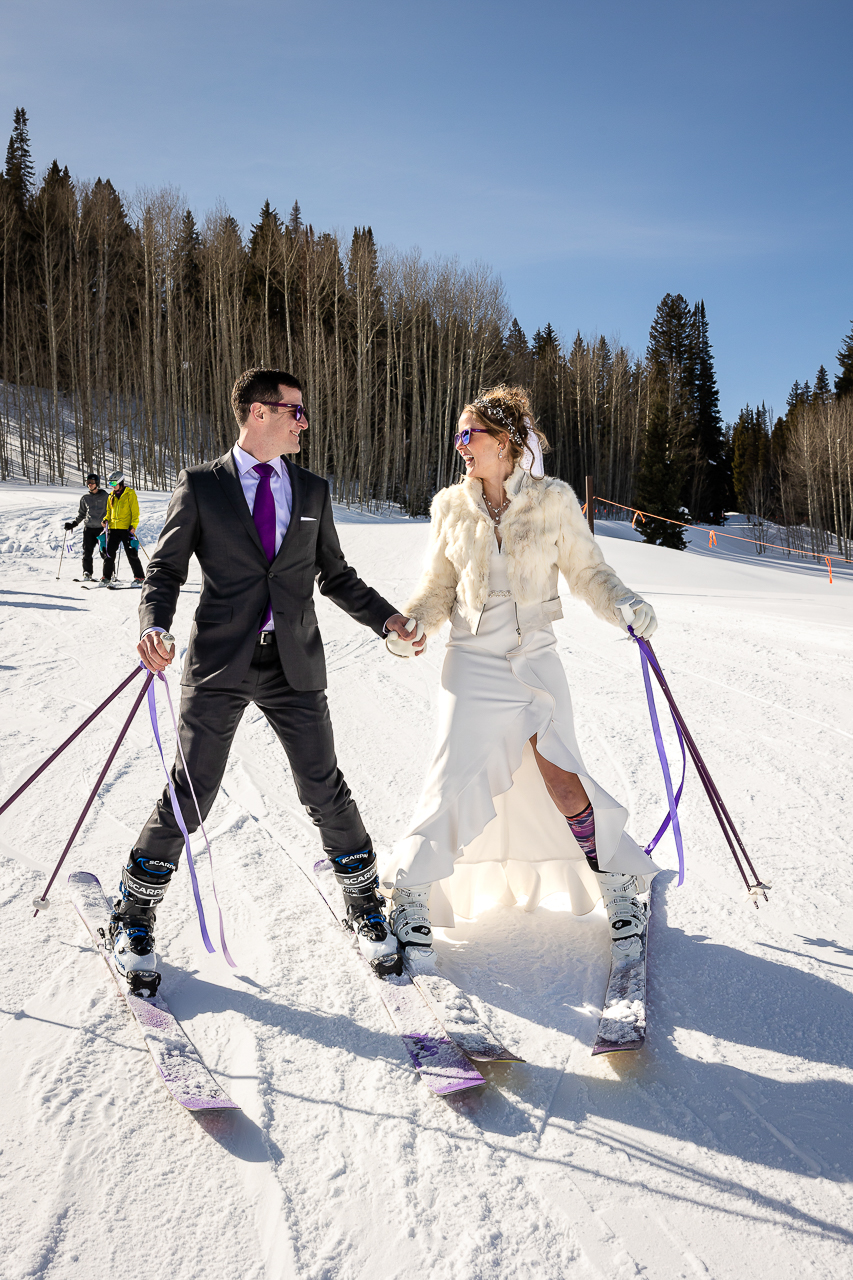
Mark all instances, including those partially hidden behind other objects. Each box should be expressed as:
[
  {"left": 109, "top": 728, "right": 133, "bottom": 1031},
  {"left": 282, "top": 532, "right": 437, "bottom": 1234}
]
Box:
[{"left": 160, "top": 632, "right": 175, "bottom": 653}]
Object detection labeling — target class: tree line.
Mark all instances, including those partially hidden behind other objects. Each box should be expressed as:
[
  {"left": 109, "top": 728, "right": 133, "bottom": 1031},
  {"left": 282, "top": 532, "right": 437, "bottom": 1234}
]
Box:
[
  {"left": 0, "top": 107, "right": 729, "bottom": 524},
  {"left": 727, "top": 342, "right": 853, "bottom": 560},
  {"left": 19, "top": 105, "right": 842, "bottom": 556}
]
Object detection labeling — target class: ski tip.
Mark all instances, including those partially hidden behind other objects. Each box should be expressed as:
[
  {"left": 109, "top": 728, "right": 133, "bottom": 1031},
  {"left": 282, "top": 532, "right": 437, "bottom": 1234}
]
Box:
[{"left": 67, "top": 870, "right": 101, "bottom": 887}]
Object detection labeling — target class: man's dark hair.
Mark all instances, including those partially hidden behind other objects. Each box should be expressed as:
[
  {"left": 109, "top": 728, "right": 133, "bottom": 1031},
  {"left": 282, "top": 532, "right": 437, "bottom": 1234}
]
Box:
[{"left": 231, "top": 368, "right": 302, "bottom": 426}]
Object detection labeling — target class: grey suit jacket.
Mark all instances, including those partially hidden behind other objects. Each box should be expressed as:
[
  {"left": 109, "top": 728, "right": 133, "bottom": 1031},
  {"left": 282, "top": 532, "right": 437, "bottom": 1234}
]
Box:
[{"left": 139, "top": 452, "right": 396, "bottom": 690}]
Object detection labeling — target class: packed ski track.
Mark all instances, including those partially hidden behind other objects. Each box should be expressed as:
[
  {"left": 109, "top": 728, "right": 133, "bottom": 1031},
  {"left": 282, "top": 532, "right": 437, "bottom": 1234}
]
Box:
[{"left": 0, "top": 477, "right": 851, "bottom": 1280}]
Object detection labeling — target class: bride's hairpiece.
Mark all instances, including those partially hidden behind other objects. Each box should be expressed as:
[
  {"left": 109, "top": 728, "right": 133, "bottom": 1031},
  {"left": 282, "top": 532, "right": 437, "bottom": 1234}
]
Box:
[
  {"left": 472, "top": 398, "right": 524, "bottom": 444},
  {"left": 472, "top": 399, "right": 545, "bottom": 478}
]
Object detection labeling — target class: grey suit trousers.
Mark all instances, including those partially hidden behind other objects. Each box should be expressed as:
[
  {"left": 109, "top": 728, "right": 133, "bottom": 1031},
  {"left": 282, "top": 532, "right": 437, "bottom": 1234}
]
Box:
[{"left": 136, "top": 639, "right": 369, "bottom": 862}]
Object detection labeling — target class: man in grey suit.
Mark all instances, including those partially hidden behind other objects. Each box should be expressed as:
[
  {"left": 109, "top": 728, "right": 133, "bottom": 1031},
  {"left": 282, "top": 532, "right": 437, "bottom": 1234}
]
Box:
[{"left": 109, "top": 367, "right": 423, "bottom": 992}]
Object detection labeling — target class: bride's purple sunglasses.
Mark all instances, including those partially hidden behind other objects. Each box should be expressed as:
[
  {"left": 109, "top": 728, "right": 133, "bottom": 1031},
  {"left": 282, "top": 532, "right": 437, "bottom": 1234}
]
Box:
[{"left": 454, "top": 427, "right": 489, "bottom": 447}]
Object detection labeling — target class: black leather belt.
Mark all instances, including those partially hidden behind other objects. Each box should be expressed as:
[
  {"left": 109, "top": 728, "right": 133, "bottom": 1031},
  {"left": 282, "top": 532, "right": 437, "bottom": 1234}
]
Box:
[{"left": 256, "top": 631, "right": 275, "bottom": 646}]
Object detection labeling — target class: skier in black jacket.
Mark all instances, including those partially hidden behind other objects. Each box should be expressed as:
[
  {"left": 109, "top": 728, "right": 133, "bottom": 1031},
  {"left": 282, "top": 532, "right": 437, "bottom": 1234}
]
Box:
[{"left": 65, "top": 474, "right": 108, "bottom": 581}]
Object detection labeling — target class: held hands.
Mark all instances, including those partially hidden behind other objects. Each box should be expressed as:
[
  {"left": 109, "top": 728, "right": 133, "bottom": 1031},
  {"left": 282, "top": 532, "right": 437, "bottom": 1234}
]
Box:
[
  {"left": 385, "top": 614, "right": 427, "bottom": 658},
  {"left": 137, "top": 631, "right": 175, "bottom": 673},
  {"left": 615, "top": 593, "right": 658, "bottom": 640}
]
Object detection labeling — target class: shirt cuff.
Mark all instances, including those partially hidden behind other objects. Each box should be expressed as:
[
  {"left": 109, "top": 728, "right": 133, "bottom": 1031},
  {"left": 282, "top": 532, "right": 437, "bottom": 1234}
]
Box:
[{"left": 140, "top": 626, "right": 166, "bottom": 640}]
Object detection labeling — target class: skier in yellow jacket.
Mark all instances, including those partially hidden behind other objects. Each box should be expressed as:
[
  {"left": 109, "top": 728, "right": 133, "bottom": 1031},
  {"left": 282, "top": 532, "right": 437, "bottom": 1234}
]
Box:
[{"left": 100, "top": 470, "right": 145, "bottom": 587}]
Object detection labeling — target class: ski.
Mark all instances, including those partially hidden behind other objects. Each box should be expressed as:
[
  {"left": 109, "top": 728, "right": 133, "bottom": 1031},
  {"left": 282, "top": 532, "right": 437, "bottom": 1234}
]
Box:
[
  {"left": 68, "top": 871, "right": 239, "bottom": 1111},
  {"left": 592, "top": 880, "right": 653, "bottom": 1056},
  {"left": 401, "top": 947, "right": 522, "bottom": 1063},
  {"left": 301, "top": 857, "right": 485, "bottom": 1096}
]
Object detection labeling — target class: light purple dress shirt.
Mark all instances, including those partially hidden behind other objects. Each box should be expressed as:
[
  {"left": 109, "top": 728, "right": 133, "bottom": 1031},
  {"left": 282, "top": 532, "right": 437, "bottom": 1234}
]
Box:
[
  {"left": 143, "top": 444, "right": 293, "bottom": 640},
  {"left": 231, "top": 443, "right": 293, "bottom": 632}
]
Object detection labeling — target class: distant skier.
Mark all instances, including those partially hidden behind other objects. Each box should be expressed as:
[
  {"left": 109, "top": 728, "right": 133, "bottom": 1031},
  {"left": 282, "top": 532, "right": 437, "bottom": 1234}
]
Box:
[
  {"left": 107, "top": 368, "right": 422, "bottom": 995},
  {"left": 100, "top": 471, "right": 145, "bottom": 587},
  {"left": 64, "top": 473, "right": 108, "bottom": 581}
]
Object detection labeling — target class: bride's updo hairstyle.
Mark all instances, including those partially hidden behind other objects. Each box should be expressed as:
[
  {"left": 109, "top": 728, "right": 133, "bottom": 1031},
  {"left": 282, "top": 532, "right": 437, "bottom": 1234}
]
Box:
[{"left": 463, "top": 384, "right": 550, "bottom": 475}]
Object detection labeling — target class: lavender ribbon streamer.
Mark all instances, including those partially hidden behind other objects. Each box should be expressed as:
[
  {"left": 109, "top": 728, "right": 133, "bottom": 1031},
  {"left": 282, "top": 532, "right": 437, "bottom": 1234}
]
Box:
[
  {"left": 145, "top": 671, "right": 214, "bottom": 954},
  {"left": 144, "top": 670, "right": 234, "bottom": 962},
  {"left": 156, "top": 671, "right": 235, "bottom": 968},
  {"left": 629, "top": 627, "right": 686, "bottom": 884}
]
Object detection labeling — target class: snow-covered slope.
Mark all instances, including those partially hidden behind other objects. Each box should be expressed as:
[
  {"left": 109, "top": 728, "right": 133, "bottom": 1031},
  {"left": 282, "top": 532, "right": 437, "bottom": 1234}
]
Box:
[{"left": 1, "top": 480, "right": 851, "bottom": 1280}]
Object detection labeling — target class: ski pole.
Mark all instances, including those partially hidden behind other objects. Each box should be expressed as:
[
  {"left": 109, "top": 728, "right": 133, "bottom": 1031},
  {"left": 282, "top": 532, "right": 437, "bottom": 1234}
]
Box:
[
  {"left": 0, "top": 666, "right": 145, "bottom": 819},
  {"left": 33, "top": 670, "right": 154, "bottom": 916},
  {"left": 630, "top": 630, "right": 770, "bottom": 905},
  {"left": 55, "top": 533, "right": 67, "bottom": 580}
]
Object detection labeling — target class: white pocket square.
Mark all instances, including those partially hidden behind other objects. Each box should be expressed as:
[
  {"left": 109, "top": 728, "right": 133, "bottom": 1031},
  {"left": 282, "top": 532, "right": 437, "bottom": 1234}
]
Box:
[{"left": 300, "top": 516, "right": 317, "bottom": 521}]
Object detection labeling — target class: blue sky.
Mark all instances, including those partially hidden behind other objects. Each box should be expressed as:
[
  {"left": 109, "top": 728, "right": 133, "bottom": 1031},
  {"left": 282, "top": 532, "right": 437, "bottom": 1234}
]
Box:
[{"left": 2, "top": 0, "right": 850, "bottom": 422}]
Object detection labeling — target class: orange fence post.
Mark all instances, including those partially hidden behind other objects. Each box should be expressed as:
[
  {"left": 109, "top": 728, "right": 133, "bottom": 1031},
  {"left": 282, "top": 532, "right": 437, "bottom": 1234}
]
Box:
[
  {"left": 825, "top": 557, "right": 833, "bottom": 583},
  {"left": 709, "top": 530, "right": 717, "bottom": 548}
]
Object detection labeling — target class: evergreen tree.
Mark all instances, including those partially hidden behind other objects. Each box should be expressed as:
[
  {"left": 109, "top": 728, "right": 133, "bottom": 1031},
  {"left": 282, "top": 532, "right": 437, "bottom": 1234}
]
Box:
[
  {"left": 786, "top": 380, "right": 802, "bottom": 413},
  {"left": 642, "top": 293, "right": 696, "bottom": 532},
  {"left": 4, "top": 107, "right": 35, "bottom": 210},
  {"left": 691, "top": 300, "right": 727, "bottom": 522},
  {"left": 813, "top": 364, "right": 832, "bottom": 404},
  {"left": 835, "top": 321, "right": 853, "bottom": 399},
  {"left": 731, "top": 404, "right": 772, "bottom": 512},
  {"left": 178, "top": 209, "right": 202, "bottom": 305},
  {"left": 635, "top": 396, "right": 686, "bottom": 549},
  {"left": 506, "top": 318, "right": 528, "bottom": 361},
  {"left": 532, "top": 322, "right": 560, "bottom": 359},
  {"left": 288, "top": 199, "right": 303, "bottom": 235},
  {"left": 505, "top": 318, "right": 530, "bottom": 384}
]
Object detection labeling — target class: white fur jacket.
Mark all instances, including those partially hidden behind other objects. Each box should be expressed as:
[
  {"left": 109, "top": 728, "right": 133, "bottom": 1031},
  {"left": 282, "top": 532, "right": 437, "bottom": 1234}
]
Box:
[{"left": 404, "top": 466, "right": 643, "bottom": 638}]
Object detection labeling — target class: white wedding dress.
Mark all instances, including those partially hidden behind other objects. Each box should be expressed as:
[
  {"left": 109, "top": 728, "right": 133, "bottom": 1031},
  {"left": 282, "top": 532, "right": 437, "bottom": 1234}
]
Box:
[{"left": 381, "top": 520, "right": 659, "bottom": 928}]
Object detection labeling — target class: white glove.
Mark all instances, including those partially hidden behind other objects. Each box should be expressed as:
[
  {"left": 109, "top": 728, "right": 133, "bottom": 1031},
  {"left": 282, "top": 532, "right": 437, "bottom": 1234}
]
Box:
[
  {"left": 385, "top": 617, "right": 426, "bottom": 658},
  {"left": 615, "top": 593, "right": 657, "bottom": 640}
]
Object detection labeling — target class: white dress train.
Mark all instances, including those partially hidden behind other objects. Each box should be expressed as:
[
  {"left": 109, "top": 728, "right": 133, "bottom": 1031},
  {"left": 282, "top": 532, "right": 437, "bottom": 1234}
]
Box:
[{"left": 380, "top": 534, "right": 659, "bottom": 928}]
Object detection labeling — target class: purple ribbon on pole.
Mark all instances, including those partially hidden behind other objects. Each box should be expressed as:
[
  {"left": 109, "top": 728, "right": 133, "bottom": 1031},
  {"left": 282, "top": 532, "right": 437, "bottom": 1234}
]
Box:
[
  {"left": 144, "top": 666, "right": 235, "bottom": 967},
  {"left": 629, "top": 627, "right": 687, "bottom": 884}
]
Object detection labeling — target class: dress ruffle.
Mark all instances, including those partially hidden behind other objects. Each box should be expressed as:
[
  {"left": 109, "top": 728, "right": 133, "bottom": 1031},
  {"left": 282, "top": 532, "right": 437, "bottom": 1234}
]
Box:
[{"left": 380, "top": 565, "right": 659, "bottom": 928}]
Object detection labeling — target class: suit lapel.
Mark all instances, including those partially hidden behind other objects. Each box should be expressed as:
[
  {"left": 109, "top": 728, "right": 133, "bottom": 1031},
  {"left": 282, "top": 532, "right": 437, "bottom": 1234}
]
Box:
[
  {"left": 213, "top": 450, "right": 266, "bottom": 558},
  {"left": 271, "top": 457, "right": 303, "bottom": 567}
]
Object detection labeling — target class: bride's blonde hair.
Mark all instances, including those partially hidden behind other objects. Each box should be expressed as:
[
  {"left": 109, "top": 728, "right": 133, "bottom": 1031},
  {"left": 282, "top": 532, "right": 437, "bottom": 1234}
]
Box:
[{"left": 463, "top": 384, "right": 549, "bottom": 473}]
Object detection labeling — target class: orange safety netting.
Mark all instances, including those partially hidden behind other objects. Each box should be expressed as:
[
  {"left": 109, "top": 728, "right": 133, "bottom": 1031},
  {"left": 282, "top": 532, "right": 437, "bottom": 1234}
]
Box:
[{"left": 593, "top": 497, "right": 852, "bottom": 582}]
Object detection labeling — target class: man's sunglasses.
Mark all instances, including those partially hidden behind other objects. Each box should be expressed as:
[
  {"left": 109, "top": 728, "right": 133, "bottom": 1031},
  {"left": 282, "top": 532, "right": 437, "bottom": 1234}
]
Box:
[
  {"left": 259, "top": 402, "right": 308, "bottom": 422},
  {"left": 454, "top": 427, "right": 489, "bottom": 447}
]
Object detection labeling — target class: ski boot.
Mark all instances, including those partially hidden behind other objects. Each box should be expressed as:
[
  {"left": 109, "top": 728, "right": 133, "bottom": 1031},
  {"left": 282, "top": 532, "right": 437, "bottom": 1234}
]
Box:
[
  {"left": 596, "top": 871, "right": 646, "bottom": 960},
  {"left": 107, "top": 849, "right": 176, "bottom": 997},
  {"left": 82, "top": 571, "right": 92, "bottom": 581},
  {"left": 389, "top": 884, "right": 434, "bottom": 958},
  {"left": 330, "top": 848, "right": 402, "bottom": 977}
]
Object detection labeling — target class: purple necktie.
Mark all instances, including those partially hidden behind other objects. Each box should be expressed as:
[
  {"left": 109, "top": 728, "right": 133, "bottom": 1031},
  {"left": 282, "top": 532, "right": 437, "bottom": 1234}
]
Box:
[{"left": 252, "top": 463, "right": 276, "bottom": 631}]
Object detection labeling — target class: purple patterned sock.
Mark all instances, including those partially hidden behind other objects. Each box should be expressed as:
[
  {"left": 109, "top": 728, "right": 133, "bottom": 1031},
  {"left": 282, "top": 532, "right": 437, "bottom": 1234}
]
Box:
[{"left": 567, "top": 802, "right": 598, "bottom": 871}]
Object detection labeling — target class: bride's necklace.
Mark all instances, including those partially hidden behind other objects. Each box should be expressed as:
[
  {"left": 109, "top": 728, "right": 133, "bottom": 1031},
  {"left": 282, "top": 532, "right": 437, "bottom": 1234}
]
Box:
[{"left": 483, "top": 488, "right": 511, "bottom": 525}]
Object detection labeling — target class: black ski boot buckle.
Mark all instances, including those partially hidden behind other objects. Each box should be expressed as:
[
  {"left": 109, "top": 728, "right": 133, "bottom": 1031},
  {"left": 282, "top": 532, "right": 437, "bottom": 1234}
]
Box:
[
  {"left": 371, "top": 951, "right": 403, "bottom": 979},
  {"left": 127, "top": 970, "right": 161, "bottom": 999}
]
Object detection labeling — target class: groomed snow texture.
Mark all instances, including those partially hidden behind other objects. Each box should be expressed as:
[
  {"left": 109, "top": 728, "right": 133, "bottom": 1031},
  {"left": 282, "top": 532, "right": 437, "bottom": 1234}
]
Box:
[{"left": 1, "top": 480, "right": 851, "bottom": 1279}]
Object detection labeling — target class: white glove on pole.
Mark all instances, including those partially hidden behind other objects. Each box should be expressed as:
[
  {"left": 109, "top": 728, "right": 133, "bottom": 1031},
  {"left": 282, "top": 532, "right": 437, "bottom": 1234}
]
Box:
[
  {"left": 385, "top": 617, "right": 426, "bottom": 658},
  {"left": 615, "top": 593, "right": 658, "bottom": 640}
]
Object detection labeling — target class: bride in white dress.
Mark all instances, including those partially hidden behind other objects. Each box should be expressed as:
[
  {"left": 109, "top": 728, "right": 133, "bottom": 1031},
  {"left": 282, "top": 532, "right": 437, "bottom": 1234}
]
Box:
[{"left": 380, "top": 384, "right": 660, "bottom": 958}]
